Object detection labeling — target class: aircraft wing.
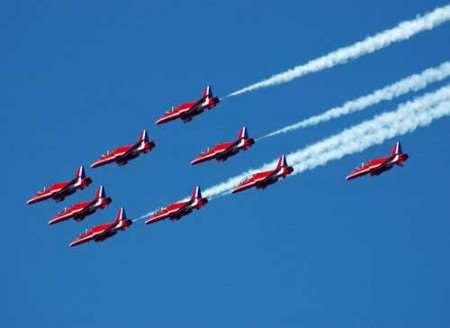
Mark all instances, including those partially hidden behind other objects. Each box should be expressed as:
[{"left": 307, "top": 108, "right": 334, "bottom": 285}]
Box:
[
  {"left": 346, "top": 166, "right": 372, "bottom": 180},
  {"left": 191, "top": 144, "right": 232, "bottom": 165},
  {"left": 346, "top": 162, "right": 386, "bottom": 180},
  {"left": 233, "top": 175, "right": 261, "bottom": 193},
  {"left": 92, "top": 149, "right": 128, "bottom": 167},
  {"left": 233, "top": 168, "right": 280, "bottom": 193},
  {"left": 91, "top": 153, "right": 120, "bottom": 168},
  {"left": 118, "top": 142, "right": 142, "bottom": 159},
  {"left": 27, "top": 190, "right": 53, "bottom": 204},
  {"left": 70, "top": 222, "right": 115, "bottom": 247},
  {"left": 145, "top": 201, "right": 190, "bottom": 224},
  {"left": 69, "top": 231, "right": 96, "bottom": 247},
  {"left": 27, "top": 182, "right": 69, "bottom": 204},
  {"left": 346, "top": 157, "right": 391, "bottom": 180},
  {"left": 145, "top": 210, "right": 170, "bottom": 224},
  {"left": 49, "top": 202, "right": 91, "bottom": 225}
]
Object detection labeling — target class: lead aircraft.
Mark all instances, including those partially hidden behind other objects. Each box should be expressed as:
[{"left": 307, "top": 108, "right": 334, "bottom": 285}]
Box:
[
  {"left": 91, "top": 129, "right": 155, "bottom": 168},
  {"left": 346, "top": 141, "right": 409, "bottom": 180},
  {"left": 49, "top": 186, "right": 112, "bottom": 225},
  {"left": 233, "top": 155, "right": 293, "bottom": 193},
  {"left": 27, "top": 166, "right": 92, "bottom": 205},
  {"left": 145, "top": 186, "right": 208, "bottom": 224},
  {"left": 155, "top": 86, "right": 219, "bottom": 125},
  {"left": 69, "top": 208, "right": 132, "bottom": 247},
  {"left": 191, "top": 127, "right": 254, "bottom": 165}
]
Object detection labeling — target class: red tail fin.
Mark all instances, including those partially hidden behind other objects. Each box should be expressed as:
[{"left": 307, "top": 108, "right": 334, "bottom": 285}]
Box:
[
  {"left": 138, "top": 129, "right": 148, "bottom": 143},
  {"left": 190, "top": 186, "right": 202, "bottom": 200},
  {"left": 202, "top": 85, "right": 212, "bottom": 98},
  {"left": 237, "top": 126, "right": 248, "bottom": 140},
  {"left": 114, "top": 208, "right": 127, "bottom": 223},
  {"left": 276, "top": 155, "right": 288, "bottom": 169},
  {"left": 95, "top": 185, "right": 106, "bottom": 199},
  {"left": 391, "top": 141, "right": 402, "bottom": 155},
  {"left": 76, "top": 166, "right": 85, "bottom": 179}
]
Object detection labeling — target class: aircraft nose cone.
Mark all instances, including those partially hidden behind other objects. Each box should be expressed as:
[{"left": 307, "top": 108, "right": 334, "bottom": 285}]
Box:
[
  {"left": 26, "top": 197, "right": 37, "bottom": 205},
  {"left": 155, "top": 117, "right": 165, "bottom": 125}
]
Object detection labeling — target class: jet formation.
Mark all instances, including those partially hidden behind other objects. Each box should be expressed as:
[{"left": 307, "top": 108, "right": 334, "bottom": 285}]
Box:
[{"left": 26, "top": 85, "right": 410, "bottom": 247}]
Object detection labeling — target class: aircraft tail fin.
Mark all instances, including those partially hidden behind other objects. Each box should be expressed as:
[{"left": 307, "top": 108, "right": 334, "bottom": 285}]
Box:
[
  {"left": 138, "top": 129, "right": 149, "bottom": 143},
  {"left": 95, "top": 185, "right": 106, "bottom": 199},
  {"left": 276, "top": 155, "right": 288, "bottom": 169},
  {"left": 76, "top": 166, "right": 86, "bottom": 180},
  {"left": 114, "top": 208, "right": 127, "bottom": 224},
  {"left": 391, "top": 141, "right": 403, "bottom": 155},
  {"left": 202, "top": 85, "right": 212, "bottom": 98},
  {"left": 190, "top": 186, "right": 202, "bottom": 200},
  {"left": 74, "top": 165, "right": 91, "bottom": 188},
  {"left": 237, "top": 126, "right": 248, "bottom": 140}
]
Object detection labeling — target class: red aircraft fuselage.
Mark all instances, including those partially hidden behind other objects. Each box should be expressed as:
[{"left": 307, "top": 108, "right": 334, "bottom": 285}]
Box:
[
  {"left": 27, "top": 166, "right": 92, "bottom": 205},
  {"left": 145, "top": 186, "right": 208, "bottom": 224},
  {"left": 49, "top": 186, "right": 112, "bottom": 225},
  {"left": 191, "top": 127, "right": 254, "bottom": 165},
  {"left": 346, "top": 141, "right": 409, "bottom": 180},
  {"left": 91, "top": 130, "right": 155, "bottom": 168},
  {"left": 233, "top": 155, "right": 293, "bottom": 193},
  {"left": 155, "top": 86, "right": 219, "bottom": 125},
  {"left": 69, "top": 208, "right": 132, "bottom": 247}
]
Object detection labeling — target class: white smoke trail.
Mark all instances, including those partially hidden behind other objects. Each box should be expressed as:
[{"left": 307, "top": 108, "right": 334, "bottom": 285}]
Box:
[
  {"left": 202, "top": 85, "right": 450, "bottom": 199},
  {"left": 226, "top": 5, "right": 450, "bottom": 98},
  {"left": 259, "top": 61, "right": 450, "bottom": 140},
  {"left": 289, "top": 95, "right": 450, "bottom": 174}
]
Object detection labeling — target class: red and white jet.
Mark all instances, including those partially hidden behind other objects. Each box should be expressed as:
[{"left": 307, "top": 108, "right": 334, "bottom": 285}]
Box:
[
  {"left": 155, "top": 86, "right": 220, "bottom": 125},
  {"left": 232, "top": 155, "right": 293, "bottom": 193},
  {"left": 27, "top": 166, "right": 92, "bottom": 205},
  {"left": 145, "top": 186, "right": 208, "bottom": 224},
  {"left": 346, "top": 141, "right": 409, "bottom": 181},
  {"left": 69, "top": 208, "right": 132, "bottom": 247},
  {"left": 49, "top": 186, "right": 112, "bottom": 225},
  {"left": 191, "top": 127, "right": 255, "bottom": 165},
  {"left": 91, "top": 129, "right": 155, "bottom": 168}
]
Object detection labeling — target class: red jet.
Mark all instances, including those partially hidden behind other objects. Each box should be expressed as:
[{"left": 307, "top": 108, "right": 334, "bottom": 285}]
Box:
[
  {"left": 155, "top": 86, "right": 219, "bottom": 125},
  {"left": 49, "top": 186, "right": 112, "bottom": 225},
  {"left": 145, "top": 186, "right": 208, "bottom": 224},
  {"left": 346, "top": 141, "right": 409, "bottom": 180},
  {"left": 69, "top": 208, "right": 132, "bottom": 247},
  {"left": 27, "top": 166, "right": 92, "bottom": 205},
  {"left": 233, "top": 155, "right": 293, "bottom": 193},
  {"left": 191, "top": 127, "right": 255, "bottom": 165},
  {"left": 91, "top": 129, "right": 155, "bottom": 168}
]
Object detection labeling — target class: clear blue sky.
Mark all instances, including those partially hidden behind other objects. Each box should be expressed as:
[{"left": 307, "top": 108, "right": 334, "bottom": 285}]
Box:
[{"left": 3, "top": 1, "right": 450, "bottom": 327}]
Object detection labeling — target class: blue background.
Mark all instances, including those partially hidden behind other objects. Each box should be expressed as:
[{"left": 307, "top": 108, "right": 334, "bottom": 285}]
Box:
[{"left": 2, "top": 1, "right": 450, "bottom": 327}]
